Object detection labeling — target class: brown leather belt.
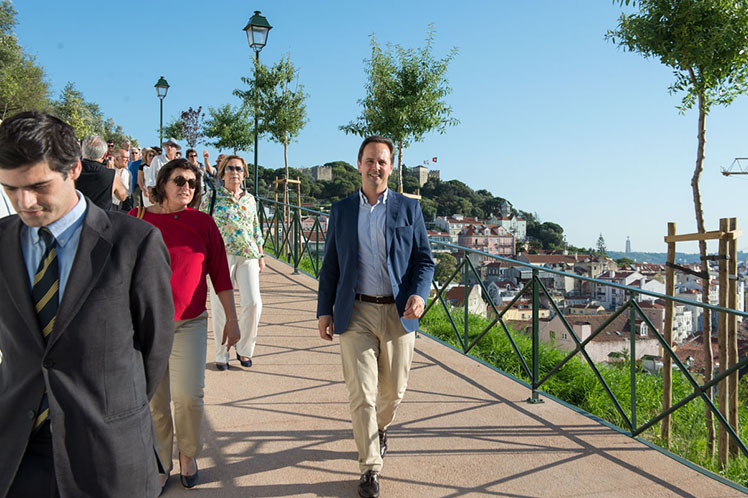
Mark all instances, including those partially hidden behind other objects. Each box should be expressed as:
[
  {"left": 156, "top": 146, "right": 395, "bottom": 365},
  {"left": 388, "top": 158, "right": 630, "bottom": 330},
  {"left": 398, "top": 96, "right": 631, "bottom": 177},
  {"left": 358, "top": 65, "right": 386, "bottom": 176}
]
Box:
[{"left": 356, "top": 294, "right": 395, "bottom": 304}]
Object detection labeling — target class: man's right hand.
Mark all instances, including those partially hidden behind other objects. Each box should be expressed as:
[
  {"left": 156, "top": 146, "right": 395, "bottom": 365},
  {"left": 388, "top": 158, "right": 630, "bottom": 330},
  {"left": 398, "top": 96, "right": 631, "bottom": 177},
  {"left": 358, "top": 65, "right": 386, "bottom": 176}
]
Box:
[{"left": 318, "top": 315, "right": 333, "bottom": 341}]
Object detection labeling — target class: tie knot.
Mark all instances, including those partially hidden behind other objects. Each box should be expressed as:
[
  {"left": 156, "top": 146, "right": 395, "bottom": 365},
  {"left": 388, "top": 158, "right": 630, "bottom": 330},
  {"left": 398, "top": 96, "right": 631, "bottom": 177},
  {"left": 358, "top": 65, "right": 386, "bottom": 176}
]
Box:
[{"left": 39, "top": 227, "right": 56, "bottom": 249}]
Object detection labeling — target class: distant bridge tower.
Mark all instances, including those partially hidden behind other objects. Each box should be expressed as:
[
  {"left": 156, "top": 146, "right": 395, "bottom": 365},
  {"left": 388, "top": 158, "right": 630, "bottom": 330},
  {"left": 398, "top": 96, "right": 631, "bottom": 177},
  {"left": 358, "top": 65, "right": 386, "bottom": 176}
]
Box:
[{"left": 625, "top": 236, "right": 631, "bottom": 254}]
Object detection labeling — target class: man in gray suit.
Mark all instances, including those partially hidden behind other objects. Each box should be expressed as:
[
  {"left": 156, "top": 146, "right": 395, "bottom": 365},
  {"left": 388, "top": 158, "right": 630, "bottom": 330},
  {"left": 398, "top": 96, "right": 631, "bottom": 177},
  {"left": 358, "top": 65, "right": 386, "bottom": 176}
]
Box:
[{"left": 0, "top": 111, "right": 175, "bottom": 498}]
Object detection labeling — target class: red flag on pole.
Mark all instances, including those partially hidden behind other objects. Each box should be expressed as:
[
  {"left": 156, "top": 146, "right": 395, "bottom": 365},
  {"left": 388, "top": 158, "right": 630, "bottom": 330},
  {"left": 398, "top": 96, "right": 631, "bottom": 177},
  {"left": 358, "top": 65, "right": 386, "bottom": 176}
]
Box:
[{"left": 432, "top": 157, "right": 437, "bottom": 163}]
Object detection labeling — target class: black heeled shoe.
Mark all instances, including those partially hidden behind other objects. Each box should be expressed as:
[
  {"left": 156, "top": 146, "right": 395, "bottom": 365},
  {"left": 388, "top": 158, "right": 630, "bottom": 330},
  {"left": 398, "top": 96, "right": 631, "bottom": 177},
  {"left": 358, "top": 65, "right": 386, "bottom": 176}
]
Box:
[
  {"left": 236, "top": 352, "right": 252, "bottom": 367},
  {"left": 179, "top": 454, "right": 199, "bottom": 488}
]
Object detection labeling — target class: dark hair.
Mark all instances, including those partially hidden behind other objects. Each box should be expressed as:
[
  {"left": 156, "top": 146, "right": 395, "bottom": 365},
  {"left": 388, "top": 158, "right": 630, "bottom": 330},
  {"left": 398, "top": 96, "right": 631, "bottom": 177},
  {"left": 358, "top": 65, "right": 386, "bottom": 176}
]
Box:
[
  {"left": 357, "top": 136, "right": 395, "bottom": 163},
  {"left": 152, "top": 146, "right": 163, "bottom": 155},
  {"left": 151, "top": 158, "right": 203, "bottom": 209},
  {"left": 186, "top": 148, "right": 196, "bottom": 157},
  {"left": 0, "top": 111, "right": 80, "bottom": 177}
]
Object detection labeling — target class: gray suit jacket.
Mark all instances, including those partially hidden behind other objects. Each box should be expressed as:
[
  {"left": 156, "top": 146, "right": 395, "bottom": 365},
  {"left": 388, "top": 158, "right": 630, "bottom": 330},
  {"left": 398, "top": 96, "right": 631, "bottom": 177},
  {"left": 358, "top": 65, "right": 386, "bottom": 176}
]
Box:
[{"left": 0, "top": 202, "right": 175, "bottom": 498}]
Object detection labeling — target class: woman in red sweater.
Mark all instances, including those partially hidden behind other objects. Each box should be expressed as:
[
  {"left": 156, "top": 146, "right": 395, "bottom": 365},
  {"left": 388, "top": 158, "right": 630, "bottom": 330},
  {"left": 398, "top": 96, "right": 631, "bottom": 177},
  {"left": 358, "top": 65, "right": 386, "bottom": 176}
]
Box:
[{"left": 130, "top": 158, "right": 239, "bottom": 490}]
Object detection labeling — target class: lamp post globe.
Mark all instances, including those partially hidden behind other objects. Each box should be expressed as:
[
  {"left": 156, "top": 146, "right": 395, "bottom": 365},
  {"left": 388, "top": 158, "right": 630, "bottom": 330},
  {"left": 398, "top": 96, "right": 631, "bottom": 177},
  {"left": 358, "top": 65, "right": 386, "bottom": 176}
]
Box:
[
  {"left": 243, "top": 10, "right": 272, "bottom": 196},
  {"left": 155, "top": 76, "right": 170, "bottom": 145}
]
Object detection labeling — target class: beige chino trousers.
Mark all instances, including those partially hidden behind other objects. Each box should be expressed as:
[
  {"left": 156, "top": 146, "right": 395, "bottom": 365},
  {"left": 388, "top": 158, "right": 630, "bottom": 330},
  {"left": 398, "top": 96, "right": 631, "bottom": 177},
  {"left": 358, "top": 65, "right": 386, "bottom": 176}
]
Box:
[
  {"left": 150, "top": 311, "right": 208, "bottom": 473},
  {"left": 339, "top": 300, "right": 416, "bottom": 473}
]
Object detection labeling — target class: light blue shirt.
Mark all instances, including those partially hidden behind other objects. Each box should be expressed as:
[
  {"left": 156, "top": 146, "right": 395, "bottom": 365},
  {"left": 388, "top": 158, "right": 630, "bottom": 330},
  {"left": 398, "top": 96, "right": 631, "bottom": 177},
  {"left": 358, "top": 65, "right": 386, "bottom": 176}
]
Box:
[
  {"left": 21, "top": 192, "right": 88, "bottom": 301},
  {"left": 355, "top": 188, "right": 393, "bottom": 297}
]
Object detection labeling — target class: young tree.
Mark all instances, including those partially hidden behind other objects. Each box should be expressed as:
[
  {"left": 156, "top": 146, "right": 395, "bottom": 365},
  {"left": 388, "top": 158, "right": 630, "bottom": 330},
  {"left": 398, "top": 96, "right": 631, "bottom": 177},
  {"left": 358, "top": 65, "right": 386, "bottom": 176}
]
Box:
[
  {"left": 341, "top": 25, "right": 458, "bottom": 192},
  {"left": 203, "top": 104, "right": 254, "bottom": 154},
  {"left": 0, "top": 0, "right": 49, "bottom": 119},
  {"left": 596, "top": 233, "right": 607, "bottom": 256},
  {"left": 608, "top": 0, "right": 748, "bottom": 459},
  {"left": 180, "top": 106, "right": 205, "bottom": 148},
  {"left": 235, "top": 55, "right": 307, "bottom": 210}
]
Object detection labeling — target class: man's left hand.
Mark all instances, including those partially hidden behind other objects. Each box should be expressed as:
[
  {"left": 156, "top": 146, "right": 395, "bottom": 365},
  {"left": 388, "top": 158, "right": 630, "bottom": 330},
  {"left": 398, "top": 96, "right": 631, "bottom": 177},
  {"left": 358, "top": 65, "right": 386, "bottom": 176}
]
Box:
[{"left": 403, "top": 295, "right": 425, "bottom": 320}]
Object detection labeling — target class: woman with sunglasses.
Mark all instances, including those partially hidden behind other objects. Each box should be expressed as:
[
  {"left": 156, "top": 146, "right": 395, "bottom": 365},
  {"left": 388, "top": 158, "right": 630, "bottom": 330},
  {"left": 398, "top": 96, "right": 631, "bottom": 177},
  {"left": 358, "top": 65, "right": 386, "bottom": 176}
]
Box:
[
  {"left": 129, "top": 158, "right": 239, "bottom": 491},
  {"left": 201, "top": 155, "right": 265, "bottom": 371}
]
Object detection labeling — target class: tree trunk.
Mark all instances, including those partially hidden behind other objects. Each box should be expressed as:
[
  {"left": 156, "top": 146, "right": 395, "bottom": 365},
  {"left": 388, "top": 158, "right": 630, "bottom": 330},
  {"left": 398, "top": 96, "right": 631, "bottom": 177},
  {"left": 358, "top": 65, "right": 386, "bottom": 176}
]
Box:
[
  {"left": 691, "top": 86, "right": 715, "bottom": 460},
  {"left": 397, "top": 140, "right": 404, "bottom": 193}
]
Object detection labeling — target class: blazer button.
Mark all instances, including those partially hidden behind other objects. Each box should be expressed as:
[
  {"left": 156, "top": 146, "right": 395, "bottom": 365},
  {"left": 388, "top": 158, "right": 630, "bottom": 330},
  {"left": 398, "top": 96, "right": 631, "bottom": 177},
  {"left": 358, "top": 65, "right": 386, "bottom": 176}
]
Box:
[
  {"left": 27, "top": 410, "right": 35, "bottom": 420},
  {"left": 43, "top": 359, "right": 55, "bottom": 368}
]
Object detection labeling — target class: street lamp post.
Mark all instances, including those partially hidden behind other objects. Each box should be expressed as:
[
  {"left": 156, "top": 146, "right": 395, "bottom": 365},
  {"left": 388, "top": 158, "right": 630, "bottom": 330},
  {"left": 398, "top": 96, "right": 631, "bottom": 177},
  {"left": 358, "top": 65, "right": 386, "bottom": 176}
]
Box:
[
  {"left": 155, "top": 76, "right": 170, "bottom": 145},
  {"left": 243, "top": 10, "right": 272, "bottom": 197}
]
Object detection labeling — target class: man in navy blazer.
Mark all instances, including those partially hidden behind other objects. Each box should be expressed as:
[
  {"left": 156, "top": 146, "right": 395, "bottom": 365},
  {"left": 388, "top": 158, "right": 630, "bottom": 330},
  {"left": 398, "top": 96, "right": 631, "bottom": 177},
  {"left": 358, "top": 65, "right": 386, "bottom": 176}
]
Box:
[{"left": 318, "top": 136, "right": 434, "bottom": 498}]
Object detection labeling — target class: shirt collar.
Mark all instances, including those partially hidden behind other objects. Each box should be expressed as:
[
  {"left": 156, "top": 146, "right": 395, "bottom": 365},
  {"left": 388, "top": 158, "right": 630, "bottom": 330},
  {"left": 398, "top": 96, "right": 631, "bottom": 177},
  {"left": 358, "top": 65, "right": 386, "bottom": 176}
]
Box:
[
  {"left": 358, "top": 188, "right": 389, "bottom": 207},
  {"left": 33, "top": 191, "right": 87, "bottom": 248}
]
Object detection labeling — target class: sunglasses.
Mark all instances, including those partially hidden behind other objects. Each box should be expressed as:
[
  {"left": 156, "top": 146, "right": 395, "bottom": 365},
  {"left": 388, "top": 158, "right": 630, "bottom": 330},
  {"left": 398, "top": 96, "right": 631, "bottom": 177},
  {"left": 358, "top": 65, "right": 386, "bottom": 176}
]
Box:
[
  {"left": 225, "top": 165, "right": 244, "bottom": 173},
  {"left": 171, "top": 176, "right": 196, "bottom": 189},
  {"left": 187, "top": 154, "right": 197, "bottom": 158}
]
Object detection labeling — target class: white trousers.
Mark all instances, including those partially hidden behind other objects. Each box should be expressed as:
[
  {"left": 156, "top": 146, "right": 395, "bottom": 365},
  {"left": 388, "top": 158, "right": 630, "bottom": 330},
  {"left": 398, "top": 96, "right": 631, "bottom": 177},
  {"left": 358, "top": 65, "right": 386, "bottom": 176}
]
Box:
[{"left": 209, "top": 255, "right": 262, "bottom": 362}]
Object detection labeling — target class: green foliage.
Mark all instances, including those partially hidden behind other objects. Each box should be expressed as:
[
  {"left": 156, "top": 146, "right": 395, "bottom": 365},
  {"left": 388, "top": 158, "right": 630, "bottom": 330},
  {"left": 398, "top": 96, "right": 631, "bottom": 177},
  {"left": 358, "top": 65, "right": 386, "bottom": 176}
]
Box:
[
  {"left": 49, "top": 82, "right": 134, "bottom": 144},
  {"left": 596, "top": 233, "right": 608, "bottom": 256},
  {"left": 527, "top": 220, "right": 565, "bottom": 251},
  {"left": 341, "top": 25, "right": 458, "bottom": 191},
  {"left": 162, "top": 117, "right": 185, "bottom": 141},
  {"left": 203, "top": 104, "right": 254, "bottom": 154},
  {"left": 433, "top": 253, "right": 457, "bottom": 285},
  {"left": 616, "top": 257, "right": 636, "bottom": 266},
  {"left": 50, "top": 82, "right": 100, "bottom": 139},
  {"left": 0, "top": 0, "right": 49, "bottom": 119},
  {"left": 420, "top": 178, "right": 499, "bottom": 219},
  {"left": 607, "top": 0, "right": 748, "bottom": 114}
]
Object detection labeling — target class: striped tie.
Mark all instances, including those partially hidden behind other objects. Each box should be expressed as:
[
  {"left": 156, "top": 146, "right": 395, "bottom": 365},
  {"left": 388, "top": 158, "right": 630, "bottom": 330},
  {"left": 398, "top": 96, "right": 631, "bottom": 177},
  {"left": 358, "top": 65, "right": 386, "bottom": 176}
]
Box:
[{"left": 31, "top": 227, "right": 59, "bottom": 430}]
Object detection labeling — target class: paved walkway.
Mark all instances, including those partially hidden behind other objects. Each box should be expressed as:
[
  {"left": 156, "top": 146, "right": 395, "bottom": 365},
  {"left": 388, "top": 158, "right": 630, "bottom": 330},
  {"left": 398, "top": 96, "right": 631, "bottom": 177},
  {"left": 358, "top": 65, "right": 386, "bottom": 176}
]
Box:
[{"left": 161, "top": 259, "right": 743, "bottom": 497}]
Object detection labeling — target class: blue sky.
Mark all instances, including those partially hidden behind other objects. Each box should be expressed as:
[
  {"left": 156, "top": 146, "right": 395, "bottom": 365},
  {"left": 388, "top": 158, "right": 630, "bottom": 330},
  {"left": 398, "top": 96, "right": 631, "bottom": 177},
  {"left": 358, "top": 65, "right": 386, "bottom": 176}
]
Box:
[{"left": 13, "top": 0, "right": 745, "bottom": 253}]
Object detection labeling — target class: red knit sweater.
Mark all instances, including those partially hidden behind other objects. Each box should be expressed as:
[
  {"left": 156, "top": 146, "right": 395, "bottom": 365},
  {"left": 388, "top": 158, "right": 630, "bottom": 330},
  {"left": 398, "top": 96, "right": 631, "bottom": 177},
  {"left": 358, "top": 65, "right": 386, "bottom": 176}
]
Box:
[{"left": 130, "top": 207, "right": 232, "bottom": 320}]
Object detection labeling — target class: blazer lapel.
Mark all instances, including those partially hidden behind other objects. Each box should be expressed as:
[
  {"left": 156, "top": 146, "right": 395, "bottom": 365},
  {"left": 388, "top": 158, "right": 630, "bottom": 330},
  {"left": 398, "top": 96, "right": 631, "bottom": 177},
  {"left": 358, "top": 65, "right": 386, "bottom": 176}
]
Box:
[
  {"left": 0, "top": 217, "right": 43, "bottom": 346},
  {"left": 49, "top": 206, "right": 112, "bottom": 348},
  {"left": 342, "top": 192, "right": 360, "bottom": 255}
]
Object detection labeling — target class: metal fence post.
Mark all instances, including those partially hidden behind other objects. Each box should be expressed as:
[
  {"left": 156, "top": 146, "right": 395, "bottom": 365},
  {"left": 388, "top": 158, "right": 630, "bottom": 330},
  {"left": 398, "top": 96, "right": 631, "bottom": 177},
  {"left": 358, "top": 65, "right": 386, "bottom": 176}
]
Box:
[
  {"left": 463, "top": 254, "right": 469, "bottom": 352},
  {"left": 529, "top": 269, "right": 543, "bottom": 403},
  {"left": 630, "top": 291, "right": 637, "bottom": 430}
]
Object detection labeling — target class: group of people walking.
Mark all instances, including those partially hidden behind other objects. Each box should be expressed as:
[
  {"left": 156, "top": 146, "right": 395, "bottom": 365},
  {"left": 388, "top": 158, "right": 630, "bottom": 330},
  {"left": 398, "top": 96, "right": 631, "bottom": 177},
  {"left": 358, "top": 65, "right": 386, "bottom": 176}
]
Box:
[
  {"left": 0, "top": 111, "right": 435, "bottom": 498},
  {"left": 0, "top": 112, "right": 267, "bottom": 497}
]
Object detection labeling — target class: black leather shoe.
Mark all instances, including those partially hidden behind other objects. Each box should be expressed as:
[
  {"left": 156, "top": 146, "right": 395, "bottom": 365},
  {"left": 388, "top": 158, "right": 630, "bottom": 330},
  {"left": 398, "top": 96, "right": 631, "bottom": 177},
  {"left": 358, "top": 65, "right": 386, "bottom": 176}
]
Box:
[
  {"left": 358, "top": 470, "right": 379, "bottom": 498},
  {"left": 378, "top": 429, "right": 388, "bottom": 458},
  {"left": 216, "top": 362, "right": 228, "bottom": 371},
  {"left": 236, "top": 352, "right": 252, "bottom": 367},
  {"left": 179, "top": 456, "right": 199, "bottom": 488}
]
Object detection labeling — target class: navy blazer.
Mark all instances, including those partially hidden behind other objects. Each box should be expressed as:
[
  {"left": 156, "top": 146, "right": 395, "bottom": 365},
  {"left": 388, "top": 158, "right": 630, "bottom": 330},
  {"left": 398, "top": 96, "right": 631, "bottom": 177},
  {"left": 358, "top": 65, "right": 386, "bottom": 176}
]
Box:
[{"left": 317, "top": 190, "right": 435, "bottom": 335}]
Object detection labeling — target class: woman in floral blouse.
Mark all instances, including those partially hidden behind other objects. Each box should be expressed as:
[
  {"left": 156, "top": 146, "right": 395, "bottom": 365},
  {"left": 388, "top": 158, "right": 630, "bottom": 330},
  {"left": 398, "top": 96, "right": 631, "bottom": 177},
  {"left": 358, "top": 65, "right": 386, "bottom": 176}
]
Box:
[{"left": 201, "top": 155, "right": 265, "bottom": 370}]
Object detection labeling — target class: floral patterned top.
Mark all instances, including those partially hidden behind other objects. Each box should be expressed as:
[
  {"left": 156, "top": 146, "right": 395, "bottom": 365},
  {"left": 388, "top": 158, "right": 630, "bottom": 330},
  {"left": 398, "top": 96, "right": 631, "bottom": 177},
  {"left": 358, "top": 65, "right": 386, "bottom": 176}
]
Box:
[{"left": 201, "top": 187, "right": 264, "bottom": 259}]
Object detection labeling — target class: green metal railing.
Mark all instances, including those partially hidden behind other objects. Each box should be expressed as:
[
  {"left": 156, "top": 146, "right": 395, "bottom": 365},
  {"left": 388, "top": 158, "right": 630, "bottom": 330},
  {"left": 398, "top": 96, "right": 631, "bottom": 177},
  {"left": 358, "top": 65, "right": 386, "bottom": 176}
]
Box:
[{"left": 256, "top": 195, "right": 748, "bottom": 486}]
